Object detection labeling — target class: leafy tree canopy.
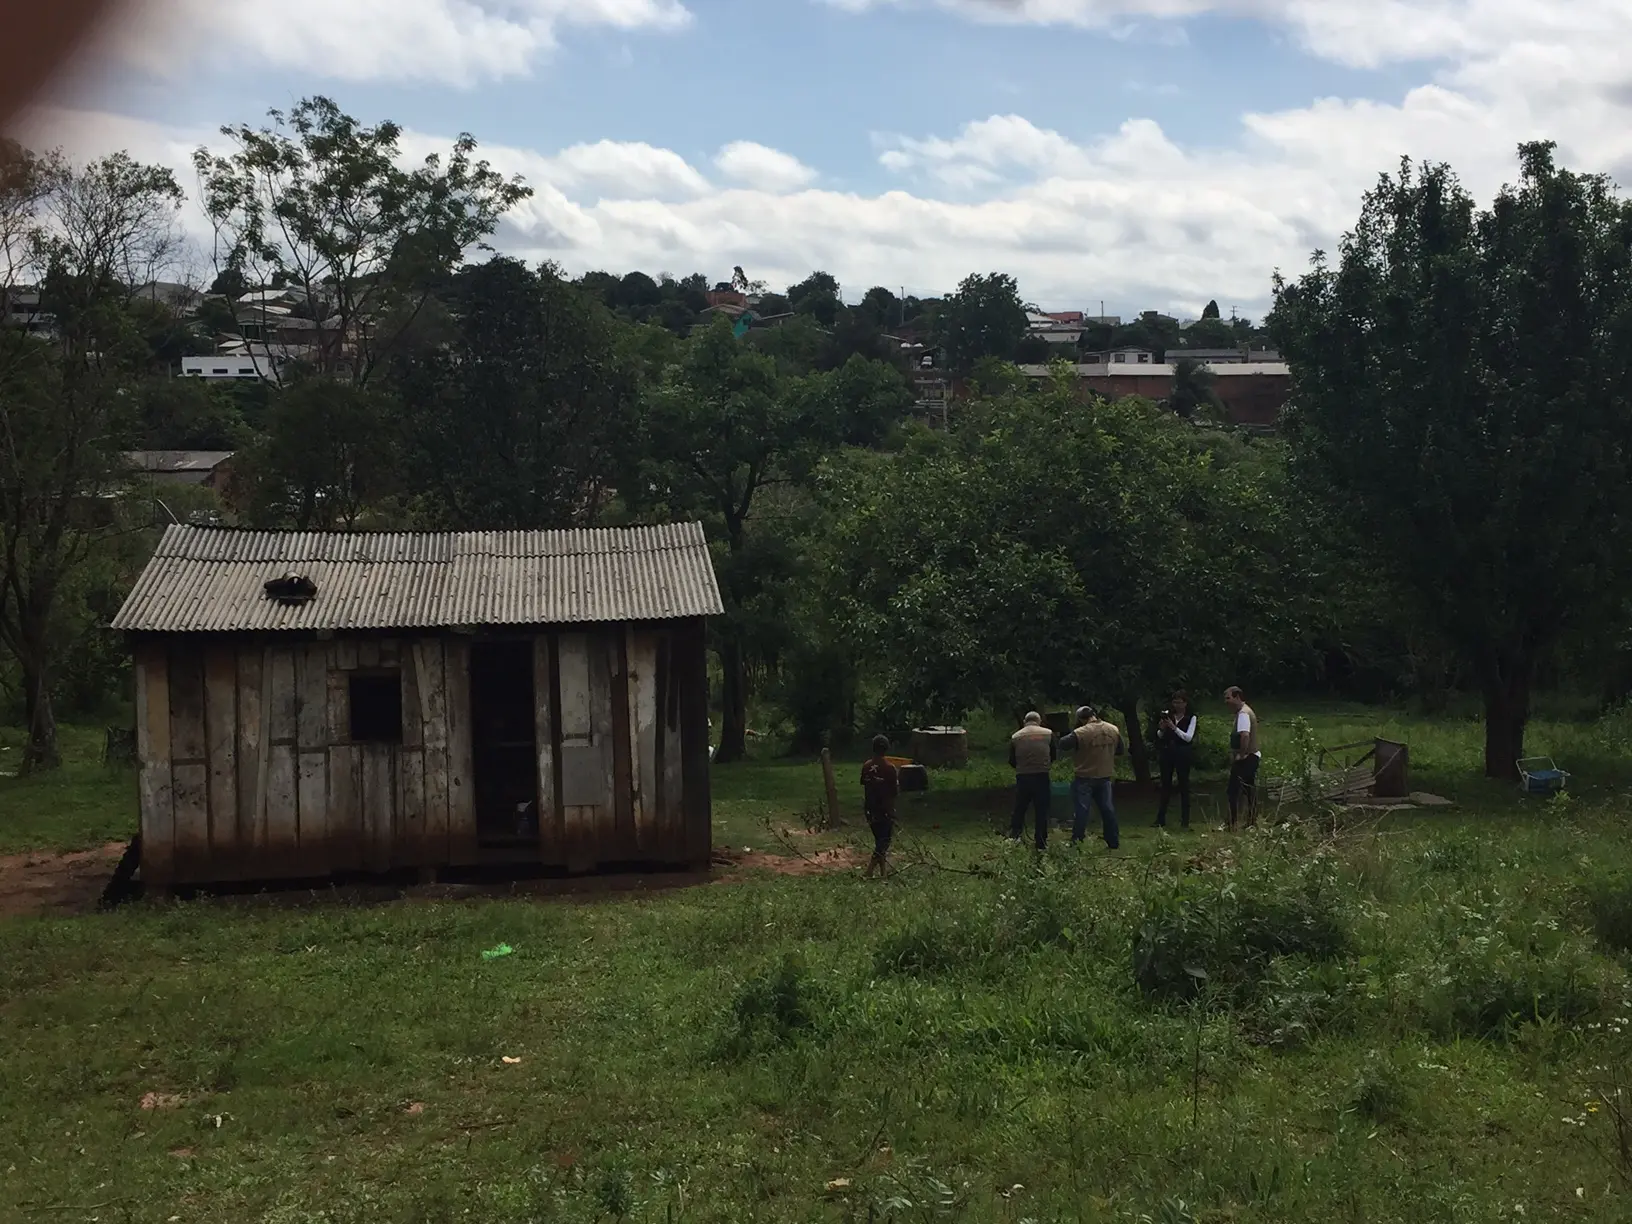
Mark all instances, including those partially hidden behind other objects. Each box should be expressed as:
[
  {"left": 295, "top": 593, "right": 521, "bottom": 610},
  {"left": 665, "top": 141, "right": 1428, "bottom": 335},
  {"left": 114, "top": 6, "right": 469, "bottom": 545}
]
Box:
[
  {"left": 1272, "top": 141, "right": 1632, "bottom": 775},
  {"left": 936, "top": 272, "right": 1027, "bottom": 375}
]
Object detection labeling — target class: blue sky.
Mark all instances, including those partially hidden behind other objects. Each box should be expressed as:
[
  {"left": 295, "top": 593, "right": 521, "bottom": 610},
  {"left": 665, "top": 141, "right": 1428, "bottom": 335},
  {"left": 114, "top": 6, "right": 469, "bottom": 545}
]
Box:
[{"left": 25, "top": 0, "right": 1632, "bottom": 317}]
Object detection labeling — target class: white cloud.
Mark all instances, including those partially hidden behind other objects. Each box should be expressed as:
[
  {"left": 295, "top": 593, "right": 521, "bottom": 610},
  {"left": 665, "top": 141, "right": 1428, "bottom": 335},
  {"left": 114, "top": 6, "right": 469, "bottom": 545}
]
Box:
[
  {"left": 104, "top": 0, "right": 690, "bottom": 86},
  {"left": 547, "top": 141, "right": 710, "bottom": 198},
  {"left": 714, "top": 142, "right": 818, "bottom": 192},
  {"left": 18, "top": 0, "right": 1632, "bottom": 317}
]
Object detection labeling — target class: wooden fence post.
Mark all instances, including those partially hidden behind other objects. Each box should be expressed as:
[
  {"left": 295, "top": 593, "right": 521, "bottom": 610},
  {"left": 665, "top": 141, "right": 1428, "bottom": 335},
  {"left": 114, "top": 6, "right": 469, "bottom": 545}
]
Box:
[{"left": 820, "top": 748, "right": 841, "bottom": 828}]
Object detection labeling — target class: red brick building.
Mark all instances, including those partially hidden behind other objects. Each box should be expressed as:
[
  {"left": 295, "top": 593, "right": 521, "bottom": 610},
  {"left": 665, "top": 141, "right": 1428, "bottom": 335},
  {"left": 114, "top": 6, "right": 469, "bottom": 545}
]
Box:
[{"left": 1014, "top": 362, "right": 1290, "bottom": 430}]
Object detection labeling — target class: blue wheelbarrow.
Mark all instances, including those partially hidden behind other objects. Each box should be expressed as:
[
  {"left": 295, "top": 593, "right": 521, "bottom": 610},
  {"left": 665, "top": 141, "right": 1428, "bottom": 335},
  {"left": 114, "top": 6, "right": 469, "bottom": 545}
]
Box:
[{"left": 1517, "top": 757, "right": 1569, "bottom": 797}]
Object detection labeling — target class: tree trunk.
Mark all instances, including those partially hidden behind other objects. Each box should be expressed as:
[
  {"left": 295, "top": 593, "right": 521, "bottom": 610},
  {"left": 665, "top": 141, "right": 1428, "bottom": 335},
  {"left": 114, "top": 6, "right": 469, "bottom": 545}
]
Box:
[
  {"left": 1118, "top": 697, "right": 1151, "bottom": 784},
  {"left": 1481, "top": 654, "right": 1533, "bottom": 780},
  {"left": 715, "top": 636, "right": 748, "bottom": 765},
  {"left": 20, "top": 651, "right": 60, "bottom": 773}
]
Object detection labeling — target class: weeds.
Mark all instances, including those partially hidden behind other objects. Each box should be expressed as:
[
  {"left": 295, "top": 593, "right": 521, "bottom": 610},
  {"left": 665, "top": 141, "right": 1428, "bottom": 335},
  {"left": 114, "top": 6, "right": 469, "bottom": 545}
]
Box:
[
  {"left": 1345, "top": 1048, "right": 1417, "bottom": 1126},
  {"left": 1132, "top": 854, "right": 1350, "bottom": 1011},
  {"left": 717, "top": 951, "right": 826, "bottom": 1058},
  {"left": 1585, "top": 871, "right": 1632, "bottom": 956}
]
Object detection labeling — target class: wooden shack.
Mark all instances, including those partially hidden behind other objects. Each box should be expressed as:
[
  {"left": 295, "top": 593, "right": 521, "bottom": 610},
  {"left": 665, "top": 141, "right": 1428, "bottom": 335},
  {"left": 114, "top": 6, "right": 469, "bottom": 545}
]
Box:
[{"left": 111, "top": 523, "right": 724, "bottom": 887}]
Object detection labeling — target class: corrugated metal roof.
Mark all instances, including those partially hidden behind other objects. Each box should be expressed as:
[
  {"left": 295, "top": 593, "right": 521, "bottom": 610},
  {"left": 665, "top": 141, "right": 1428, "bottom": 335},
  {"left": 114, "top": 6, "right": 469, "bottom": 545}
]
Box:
[
  {"left": 111, "top": 523, "right": 724, "bottom": 633},
  {"left": 126, "top": 451, "right": 235, "bottom": 473}
]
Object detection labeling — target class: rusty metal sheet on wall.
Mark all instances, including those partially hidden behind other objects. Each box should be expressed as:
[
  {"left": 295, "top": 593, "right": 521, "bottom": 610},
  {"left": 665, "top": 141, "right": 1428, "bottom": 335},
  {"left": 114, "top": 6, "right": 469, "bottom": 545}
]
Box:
[{"left": 560, "top": 743, "right": 608, "bottom": 809}]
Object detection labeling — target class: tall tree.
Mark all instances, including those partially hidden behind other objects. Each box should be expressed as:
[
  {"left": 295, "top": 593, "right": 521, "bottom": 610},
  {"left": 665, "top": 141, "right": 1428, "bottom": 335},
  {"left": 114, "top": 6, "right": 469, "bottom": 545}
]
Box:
[
  {"left": 1168, "top": 357, "right": 1221, "bottom": 420},
  {"left": 856, "top": 285, "right": 901, "bottom": 331},
  {"left": 241, "top": 377, "right": 401, "bottom": 529},
  {"left": 193, "top": 96, "right": 530, "bottom": 384},
  {"left": 936, "top": 272, "right": 1027, "bottom": 374},
  {"left": 1175, "top": 316, "right": 1239, "bottom": 349},
  {"left": 820, "top": 375, "right": 1301, "bottom": 773},
  {"left": 0, "top": 139, "right": 58, "bottom": 289},
  {"left": 395, "top": 257, "right": 636, "bottom": 528},
  {"left": 0, "top": 149, "right": 183, "bottom": 769},
  {"left": 1202, "top": 299, "right": 1221, "bottom": 319},
  {"left": 629, "top": 318, "right": 858, "bottom": 763},
  {"left": 1272, "top": 142, "right": 1632, "bottom": 776},
  {"left": 788, "top": 271, "right": 841, "bottom": 327}
]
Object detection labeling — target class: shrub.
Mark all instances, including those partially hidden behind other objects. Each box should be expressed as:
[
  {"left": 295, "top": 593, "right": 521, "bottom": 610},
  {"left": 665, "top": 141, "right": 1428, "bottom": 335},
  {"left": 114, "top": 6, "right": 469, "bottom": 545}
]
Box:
[
  {"left": 1247, "top": 954, "right": 1356, "bottom": 1048},
  {"left": 994, "top": 864, "right": 1094, "bottom": 956},
  {"left": 1427, "top": 935, "right": 1605, "bottom": 1038},
  {"left": 716, "top": 951, "right": 826, "bottom": 1058},
  {"left": 873, "top": 915, "right": 977, "bottom": 977},
  {"left": 1419, "top": 834, "right": 1485, "bottom": 877},
  {"left": 1346, "top": 1048, "right": 1417, "bottom": 1126},
  {"left": 1585, "top": 872, "right": 1632, "bottom": 956},
  {"left": 1132, "top": 856, "right": 1350, "bottom": 1011}
]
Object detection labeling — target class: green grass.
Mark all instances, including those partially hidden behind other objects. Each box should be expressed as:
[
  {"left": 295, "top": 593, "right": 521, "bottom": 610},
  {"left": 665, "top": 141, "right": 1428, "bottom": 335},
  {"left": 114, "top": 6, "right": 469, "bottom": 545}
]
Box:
[
  {"left": 4, "top": 700, "right": 1632, "bottom": 1221},
  {"left": 0, "top": 724, "right": 138, "bottom": 855}
]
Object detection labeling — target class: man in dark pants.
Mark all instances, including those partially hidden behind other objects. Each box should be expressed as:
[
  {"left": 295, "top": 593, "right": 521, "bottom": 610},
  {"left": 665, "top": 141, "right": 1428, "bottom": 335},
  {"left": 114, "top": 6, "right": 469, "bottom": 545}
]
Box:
[
  {"left": 1154, "top": 690, "right": 1197, "bottom": 829},
  {"left": 1008, "top": 711, "right": 1056, "bottom": 849},
  {"left": 1224, "top": 685, "right": 1261, "bottom": 830},
  {"left": 1059, "top": 705, "right": 1123, "bottom": 849}
]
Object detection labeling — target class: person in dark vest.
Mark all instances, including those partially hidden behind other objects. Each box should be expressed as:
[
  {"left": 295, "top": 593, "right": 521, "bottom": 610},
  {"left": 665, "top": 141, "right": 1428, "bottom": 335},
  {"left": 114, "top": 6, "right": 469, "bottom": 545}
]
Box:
[
  {"left": 1008, "top": 712, "right": 1056, "bottom": 850},
  {"left": 1224, "top": 685, "right": 1261, "bottom": 831},
  {"left": 1154, "top": 690, "right": 1197, "bottom": 829},
  {"left": 859, "top": 735, "right": 900, "bottom": 878},
  {"left": 1058, "top": 705, "right": 1123, "bottom": 849}
]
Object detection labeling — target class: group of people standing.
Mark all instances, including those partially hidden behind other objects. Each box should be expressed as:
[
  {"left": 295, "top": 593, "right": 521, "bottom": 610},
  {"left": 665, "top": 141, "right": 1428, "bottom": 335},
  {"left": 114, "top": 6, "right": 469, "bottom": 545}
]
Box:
[
  {"left": 1008, "top": 687, "right": 1261, "bottom": 851},
  {"left": 854, "top": 687, "right": 1262, "bottom": 877}
]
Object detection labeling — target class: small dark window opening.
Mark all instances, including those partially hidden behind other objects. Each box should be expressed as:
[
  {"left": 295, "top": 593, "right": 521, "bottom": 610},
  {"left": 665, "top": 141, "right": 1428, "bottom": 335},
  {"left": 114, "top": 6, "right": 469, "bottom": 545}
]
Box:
[{"left": 349, "top": 671, "right": 402, "bottom": 744}]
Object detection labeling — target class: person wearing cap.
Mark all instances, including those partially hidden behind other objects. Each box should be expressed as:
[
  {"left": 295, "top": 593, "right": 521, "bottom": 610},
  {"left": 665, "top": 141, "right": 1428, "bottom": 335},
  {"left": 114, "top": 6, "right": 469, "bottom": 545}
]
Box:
[
  {"left": 1058, "top": 705, "right": 1123, "bottom": 849},
  {"left": 1008, "top": 712, "right": 1057, "bottom": 850}
]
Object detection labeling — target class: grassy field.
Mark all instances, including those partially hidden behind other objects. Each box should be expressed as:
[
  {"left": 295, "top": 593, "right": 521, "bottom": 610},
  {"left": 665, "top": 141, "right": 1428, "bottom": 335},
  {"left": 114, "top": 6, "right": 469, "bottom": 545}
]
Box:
[{"left": 4, "top": 700, "right": 1632, "bottom": 1221}]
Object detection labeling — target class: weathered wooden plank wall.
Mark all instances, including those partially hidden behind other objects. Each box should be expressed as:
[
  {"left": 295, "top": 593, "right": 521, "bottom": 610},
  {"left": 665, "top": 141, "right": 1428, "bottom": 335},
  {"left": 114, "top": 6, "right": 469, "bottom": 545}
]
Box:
[
  {"left": 167, "top": 643, "right": 207, "bottom": 881},
  {"left": 265, "top": 646, "right": 299, "bottom": 876},
  {"left": 609, "top": 631, "right": 636, "bottom": 859},
  {"left": 677, "top": 616, "right": 714, "bottom": 867},
  {"left": 534, "top": 636, "right": 561, "bottom": 865},
  {"left": 203, "top": 643, "right": 238, "bottom": 875},
  {"left": 133, "top": 619, "right": 715, "bottom": 885},
  {"left": 656, "top": 630, "right": 686, "bottom": 863},
  {"left": 627, "top": 628, "right": 661, "bottom": 859},
  {"left": 556, "top": 631, "right": 595, "bottom": 869},
  {"left": 398, "top": 639, "right": 426, "bottom": 869},
  {"left": 296, "top": 644, "right": 329, "bottom": 874},
  {"left": 135, "top": 640, "right": 174, "bottom": 884},
  {"left": 414, "top": 639, "right": 450, "bottom": 866},
  {"left": 444, "top": 637, "right": 476, "bottom": 865},
  {"left": 235, "top": 646, "right": 265, "bottom": 872}
]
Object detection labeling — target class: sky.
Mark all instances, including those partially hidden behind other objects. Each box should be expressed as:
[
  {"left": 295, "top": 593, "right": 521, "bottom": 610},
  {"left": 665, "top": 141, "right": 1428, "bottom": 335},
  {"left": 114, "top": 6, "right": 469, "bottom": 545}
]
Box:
[{"left": 12, "top": 0, "right": 1632, "bottom": 319}]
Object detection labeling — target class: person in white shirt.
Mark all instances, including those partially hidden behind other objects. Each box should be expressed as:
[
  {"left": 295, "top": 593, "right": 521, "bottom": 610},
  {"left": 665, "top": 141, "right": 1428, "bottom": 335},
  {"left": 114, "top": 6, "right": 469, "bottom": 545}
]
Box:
[
  {"left": 1224, "top": 686, "right": 1261, "bottom": 830},
  {"left": 1154, "top": 690, "right": 1197, "bottom": 829}
]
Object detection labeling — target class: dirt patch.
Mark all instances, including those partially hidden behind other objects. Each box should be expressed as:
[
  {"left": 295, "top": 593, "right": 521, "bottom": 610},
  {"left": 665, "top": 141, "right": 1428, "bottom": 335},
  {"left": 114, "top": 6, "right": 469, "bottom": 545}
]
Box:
[
  {"left": 712, "top": 846, "right": 865, "bottom": 877},
  {"left": 0, "top": 840, "right": 858, "bottom": 918},
  {"left": 0, "top": 842, "right": 125, "bottom": 917}
]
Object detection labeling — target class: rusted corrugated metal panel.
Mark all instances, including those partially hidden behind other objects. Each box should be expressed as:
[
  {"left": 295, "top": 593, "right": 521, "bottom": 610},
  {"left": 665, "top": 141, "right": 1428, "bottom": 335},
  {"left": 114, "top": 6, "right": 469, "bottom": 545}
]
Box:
[{"left": 112, "top": 523, "right": 724, "bottom": 633}]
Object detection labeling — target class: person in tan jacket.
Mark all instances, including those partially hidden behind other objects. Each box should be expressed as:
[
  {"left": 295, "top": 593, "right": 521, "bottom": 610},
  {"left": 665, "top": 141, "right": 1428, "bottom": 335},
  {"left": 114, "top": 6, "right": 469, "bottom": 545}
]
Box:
[
  {"left": 1008, "top": 712, "right": 1057, "bottom": 850},
  {"left": 1058, "top": 705, "right": 1123, "bottom": 849}
]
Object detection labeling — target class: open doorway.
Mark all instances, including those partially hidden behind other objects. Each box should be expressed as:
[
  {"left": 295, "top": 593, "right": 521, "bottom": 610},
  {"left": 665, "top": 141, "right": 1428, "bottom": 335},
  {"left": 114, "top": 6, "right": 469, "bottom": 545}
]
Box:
[{"left": 470, "top": 640, "right": 537, "bottom": 848}]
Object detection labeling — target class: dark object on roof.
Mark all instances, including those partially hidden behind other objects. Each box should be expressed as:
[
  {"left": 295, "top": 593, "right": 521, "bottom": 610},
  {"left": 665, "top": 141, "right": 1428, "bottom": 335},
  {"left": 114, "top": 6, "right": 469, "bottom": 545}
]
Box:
[{"left": 264, "top": 573, "right": 318, "bottom": 606}]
